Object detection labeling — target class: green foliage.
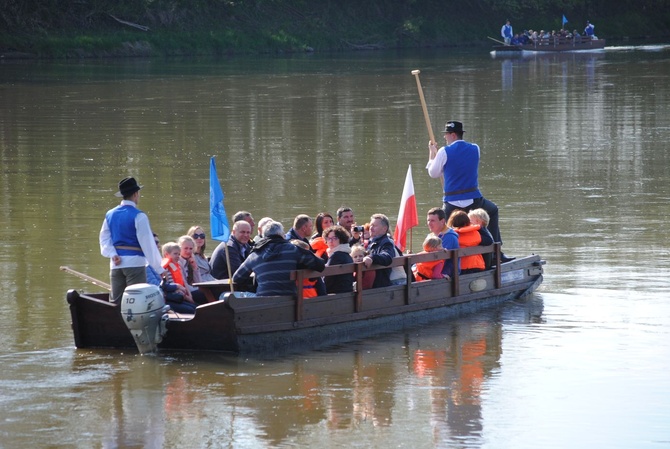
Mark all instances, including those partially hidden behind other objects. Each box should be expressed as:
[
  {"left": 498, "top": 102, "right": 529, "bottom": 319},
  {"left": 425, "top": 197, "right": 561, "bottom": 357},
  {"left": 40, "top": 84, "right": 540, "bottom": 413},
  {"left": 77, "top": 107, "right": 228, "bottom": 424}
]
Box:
[{"left": 0, "top": 0, "right": 668, "bottom": 57}]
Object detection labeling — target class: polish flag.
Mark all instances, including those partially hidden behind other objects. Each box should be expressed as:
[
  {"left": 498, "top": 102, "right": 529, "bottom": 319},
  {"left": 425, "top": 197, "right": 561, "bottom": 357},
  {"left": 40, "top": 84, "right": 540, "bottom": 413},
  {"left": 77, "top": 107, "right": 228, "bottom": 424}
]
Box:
[{"left": 393, "top": 165, "right": 419, "bottom": 253}]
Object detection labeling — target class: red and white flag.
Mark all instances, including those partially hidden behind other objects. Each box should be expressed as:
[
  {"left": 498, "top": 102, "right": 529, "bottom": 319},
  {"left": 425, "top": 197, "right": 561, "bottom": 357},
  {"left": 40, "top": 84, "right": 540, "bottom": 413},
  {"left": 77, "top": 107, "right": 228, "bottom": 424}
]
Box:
[{"left": 393, "top": 165, "right": 419, "bottom": 253}]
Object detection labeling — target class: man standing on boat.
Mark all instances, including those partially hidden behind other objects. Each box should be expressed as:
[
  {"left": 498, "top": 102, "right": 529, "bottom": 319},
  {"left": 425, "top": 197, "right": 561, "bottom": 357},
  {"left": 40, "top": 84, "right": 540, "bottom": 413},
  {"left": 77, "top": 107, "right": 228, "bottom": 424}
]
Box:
[
  {"left": 501, "top": 20, "right": 513, "bottom": 45},
  {"left": 584, "top": 21, "right": 595, "bottom": 38},
  {"left": 99, "top": 177, "right": 165, "bottom": 304},
  {"left": 426, "top": 121, "right": 514, "bottom": 263}
]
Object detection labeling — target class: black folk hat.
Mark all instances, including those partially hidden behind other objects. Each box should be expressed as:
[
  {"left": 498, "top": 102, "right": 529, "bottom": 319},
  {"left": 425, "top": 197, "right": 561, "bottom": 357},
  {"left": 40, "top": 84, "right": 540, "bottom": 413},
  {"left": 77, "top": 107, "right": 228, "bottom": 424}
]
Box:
[
  {"left": 115, "top": 177, "right": 143, "bottom": 198},
  {"left": 444, "top": 121, "right": 465, "bottom": 134}
]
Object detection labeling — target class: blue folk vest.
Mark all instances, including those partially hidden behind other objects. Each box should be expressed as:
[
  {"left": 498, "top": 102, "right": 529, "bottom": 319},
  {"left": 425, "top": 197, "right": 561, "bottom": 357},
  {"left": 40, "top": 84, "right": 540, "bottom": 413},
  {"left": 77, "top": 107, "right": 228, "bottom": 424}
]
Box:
[
  {"left": 105, "top": 205, "right": 144, "bottom": 256},
  {"left": 442, "top": 140, "right": 482, "bottom": 202}
]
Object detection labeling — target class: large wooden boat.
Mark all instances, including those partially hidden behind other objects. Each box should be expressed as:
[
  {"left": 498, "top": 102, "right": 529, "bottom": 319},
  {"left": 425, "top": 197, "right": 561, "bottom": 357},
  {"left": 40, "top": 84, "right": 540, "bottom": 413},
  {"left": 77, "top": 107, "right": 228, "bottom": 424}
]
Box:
[
  {"left": 491, "top": 36, "right": 606, "bottom": 56},
  {"left": 66, "top": 244, "right": 544, "bottom": 354}
]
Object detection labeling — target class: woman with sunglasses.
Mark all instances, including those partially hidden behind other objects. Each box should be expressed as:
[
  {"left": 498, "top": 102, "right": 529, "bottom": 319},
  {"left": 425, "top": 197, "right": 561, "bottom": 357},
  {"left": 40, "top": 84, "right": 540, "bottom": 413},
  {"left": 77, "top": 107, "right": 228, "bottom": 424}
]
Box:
[{"left": 187, "top": 225, "right": 217, "bottom": 282}]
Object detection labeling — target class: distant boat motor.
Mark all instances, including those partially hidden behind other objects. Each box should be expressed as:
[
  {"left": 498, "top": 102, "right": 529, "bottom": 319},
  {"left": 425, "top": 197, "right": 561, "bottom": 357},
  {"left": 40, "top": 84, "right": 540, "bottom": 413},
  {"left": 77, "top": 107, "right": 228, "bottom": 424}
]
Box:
[{"left": 120, "top": 283, "right": 170, "bottom": 354}]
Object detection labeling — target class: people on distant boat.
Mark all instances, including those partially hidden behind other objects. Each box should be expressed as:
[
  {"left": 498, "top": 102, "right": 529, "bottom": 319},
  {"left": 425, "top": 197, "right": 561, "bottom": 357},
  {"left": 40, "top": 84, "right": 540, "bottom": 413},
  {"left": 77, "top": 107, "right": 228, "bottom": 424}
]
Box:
[
  {"left": 412, "top": 235, "right": 446, "bottom": 282},
  {"left": 468, "top": 208, "right": 495, "bottom": 269},
  {"left": 323, "top": 225, "right": 354, "bottom": 294},
  {"left": 501, "top": 20, "right": 513, "bottom": 45},
  {"left": 362, "top": 214, "right": 395, "bottom": 288},
  {"left": 253, "top": 216, "right": 273, "bottom": 244},
  {"left": 426, "top": 206, "right": 460, "bottom": 278},
  {"left": 584, "top": 21, "right": 595, "bottom": 38},
  {"left": 447, "top": 210, "right": 486, "bottom": 275},
  {"left": 336, "top": 206, "right": 362, "bottom": 245},
  {"left": 351, "top": 244, "right": 375, "bottom": 290},
  {"left": 99, "top": 177, "right": 165, "bottom": 304},
  {"left": 285, "top": 214, "right": 314, "bottom": 249},
  {"left": 511, "top": 34, "right": 522, "bottom": 45},
  {"left": 233, "top": 221, "right": 325, "bottom": 297},
  {"left": 290, "top": 240, "right": 326, "bottom": 298},
  {"left": 426, "top": 120, "right": 514, "bottom": 263},
  {"left": 210, "top": 220, "right": 253, "bottom": 281},
  {"left": 310, "top": 212, "right": 334, "bottom": 260},
  {"left": 178, "top": 235, "right": 208, "bottom": 304},
  {"left": 187, "top": 225, "right": 216, "bottom": 282}
]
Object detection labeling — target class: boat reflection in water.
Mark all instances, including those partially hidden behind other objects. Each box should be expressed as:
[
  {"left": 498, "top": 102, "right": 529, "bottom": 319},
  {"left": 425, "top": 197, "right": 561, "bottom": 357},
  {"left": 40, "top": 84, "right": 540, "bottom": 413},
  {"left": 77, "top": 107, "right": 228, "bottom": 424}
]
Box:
[{"left": 66, "top": 297, "right": 543, "bottom": 446}]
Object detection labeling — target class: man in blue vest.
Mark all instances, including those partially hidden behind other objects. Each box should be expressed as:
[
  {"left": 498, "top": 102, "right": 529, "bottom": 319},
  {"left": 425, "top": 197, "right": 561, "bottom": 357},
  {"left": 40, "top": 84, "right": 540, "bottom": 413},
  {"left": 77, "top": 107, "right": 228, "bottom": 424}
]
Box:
[
  {"left": 99, "top": 177, "right": 165, "bottom": 303},
  {"left": 426, "top": 121, "right": 514, "bottom": 263},
  {"left": 501, "top": 20, "right": 513, "bottom": 45}
]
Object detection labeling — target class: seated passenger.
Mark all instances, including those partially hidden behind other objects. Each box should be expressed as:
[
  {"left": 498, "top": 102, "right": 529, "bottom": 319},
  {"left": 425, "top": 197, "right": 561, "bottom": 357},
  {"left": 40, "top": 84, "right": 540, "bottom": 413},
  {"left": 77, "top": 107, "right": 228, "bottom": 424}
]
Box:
[
  {"left": 290, "top": 240, "right": 326, "bottom": 297},
  {"left": 448, "top": 210, "right": 485, "bottom": 275},
  {"left": 210, "top": 220, "right": 253, "bottom": 280},
  {"left": 233, "top": 221, "right": 325, "bottom": 297},
  {"left": 148, "top": 235, "right": 196, "bottom": 313},
  {"left": 362, "top": 214, "right": 395, "bottom": 288},
  {"left": 426, "top": 207, "right": 460, "bottom": 278},
  {"left": 351, "top": 244, "right": 375, "bottom": 291},
  {"left": 162, "top": 242, "right": 187, "bottom": 286},
  {"left": 412, "top": 235, "right": 446, "bottom": 282},
  {"left": 178, "top": 235, "right": 208, "bottom": 304},
  {"left": 323, "top": 225, "right": 354, "bottom": 294},
  {"left": 285, "top": 214, "right": 314, "bottom": 249},
  {"left": 253, "top": 216, "right": 273, "bottom": 244},
  {"left": 310, "top": 212, "right": 334, "bottom": 260},
  {"left": 468, "top": 208, "right": 495, "bottom": 268},
  {"left": 187, "top": 225, "right": 216, "bottom": 282}
]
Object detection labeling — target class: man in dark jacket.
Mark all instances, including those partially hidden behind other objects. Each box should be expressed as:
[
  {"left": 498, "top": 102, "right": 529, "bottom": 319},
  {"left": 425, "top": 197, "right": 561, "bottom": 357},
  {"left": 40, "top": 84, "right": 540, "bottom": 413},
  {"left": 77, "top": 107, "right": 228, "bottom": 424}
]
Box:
[
  {"left": 362, "top": 213, "right": 395, "bottom": 288},
  {"left": 210, "top": 220, "right": 252, "bottom": 280},
  {"left": 233, "top": 221, "right": 325, "bottom": 296}
]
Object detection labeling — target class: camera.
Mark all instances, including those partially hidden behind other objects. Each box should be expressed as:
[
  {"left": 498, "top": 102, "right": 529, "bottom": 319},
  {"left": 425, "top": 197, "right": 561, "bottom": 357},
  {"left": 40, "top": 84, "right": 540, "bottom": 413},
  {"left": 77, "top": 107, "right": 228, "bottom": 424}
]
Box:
[{"left": 352, "top": 225, "right": 365, "bottom": 233}]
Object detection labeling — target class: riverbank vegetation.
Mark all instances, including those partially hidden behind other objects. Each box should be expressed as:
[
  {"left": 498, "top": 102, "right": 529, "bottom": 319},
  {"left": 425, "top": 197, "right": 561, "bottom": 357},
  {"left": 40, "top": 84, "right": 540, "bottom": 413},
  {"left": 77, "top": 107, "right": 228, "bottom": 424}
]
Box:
[{"left": 1, "top": 0, "right": 669, "bottom": 58}]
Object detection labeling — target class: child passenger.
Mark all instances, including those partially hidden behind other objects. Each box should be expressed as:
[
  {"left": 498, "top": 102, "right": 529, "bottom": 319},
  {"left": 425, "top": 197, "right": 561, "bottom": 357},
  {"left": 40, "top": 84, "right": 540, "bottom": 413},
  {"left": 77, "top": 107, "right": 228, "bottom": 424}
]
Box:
[
  {"left": 412, "top": 235, "right": 446, "bottom": 281},
  {"left": 351, "top": 244, "right": 375, "bottom": 290}
]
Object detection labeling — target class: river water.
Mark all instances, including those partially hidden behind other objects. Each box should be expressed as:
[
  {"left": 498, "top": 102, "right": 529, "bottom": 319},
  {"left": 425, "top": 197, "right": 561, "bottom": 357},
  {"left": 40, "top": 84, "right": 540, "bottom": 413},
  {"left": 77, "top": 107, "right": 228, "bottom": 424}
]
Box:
[{"left": 1, "top": 45, "right": 670, "bottom": 448}]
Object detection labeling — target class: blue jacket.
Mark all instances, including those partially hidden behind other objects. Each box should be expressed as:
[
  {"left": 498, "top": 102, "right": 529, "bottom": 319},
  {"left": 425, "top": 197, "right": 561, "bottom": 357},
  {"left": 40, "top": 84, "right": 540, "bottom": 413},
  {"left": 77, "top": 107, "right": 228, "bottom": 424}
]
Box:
[
  {"left": 438, "top": 228, "right": 460, "bottom": 277},
  {"left": 233, "top": 235, "right": 325, "bottom": 296}
]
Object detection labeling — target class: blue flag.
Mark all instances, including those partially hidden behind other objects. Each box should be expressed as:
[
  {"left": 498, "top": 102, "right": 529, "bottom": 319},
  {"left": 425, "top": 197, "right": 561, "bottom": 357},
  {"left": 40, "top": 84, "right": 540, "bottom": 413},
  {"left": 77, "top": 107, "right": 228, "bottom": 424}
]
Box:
[
  {"left": 562, "top": 15, "right": 568, "bottom": 27},
  {"left": 209, "top": 156, "right": 230, "bottom": 242}
]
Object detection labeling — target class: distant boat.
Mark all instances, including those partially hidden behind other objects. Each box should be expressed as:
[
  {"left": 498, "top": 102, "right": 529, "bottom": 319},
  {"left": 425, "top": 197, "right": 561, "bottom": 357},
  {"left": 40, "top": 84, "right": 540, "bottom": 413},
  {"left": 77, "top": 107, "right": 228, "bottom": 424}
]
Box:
[
  {"left": 491, "top": 36, "right": 606, "bottom": 56},
  {"left": 66, "top": 246, "right": 545, "bottom": 355}
]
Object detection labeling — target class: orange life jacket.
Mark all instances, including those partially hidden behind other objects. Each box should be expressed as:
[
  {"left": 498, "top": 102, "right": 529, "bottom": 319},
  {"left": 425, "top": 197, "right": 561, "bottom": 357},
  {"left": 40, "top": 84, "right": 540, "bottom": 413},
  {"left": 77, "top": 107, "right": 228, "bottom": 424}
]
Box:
[
  {"left": 310, "top": 237, "right": 328, "bottom": 259},
  {"left": 162, "top": 258, "right": 186, "bottom": 287},
  {"left": 412, "top": 259, "right": 444, "bottom": 281},
  {"left": 302, "top": 278, "right": 319, "bottom": 298},
  {"left": 455, "top": 225, "right": 485, "bottom": 271}
]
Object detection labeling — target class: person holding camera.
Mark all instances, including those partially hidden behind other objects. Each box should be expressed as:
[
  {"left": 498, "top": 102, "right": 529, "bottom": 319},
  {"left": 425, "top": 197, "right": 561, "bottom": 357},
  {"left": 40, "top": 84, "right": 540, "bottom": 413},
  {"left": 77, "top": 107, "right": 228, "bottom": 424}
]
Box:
[{"left": 336, "top": 206, "right": 363, "bottom": 246}]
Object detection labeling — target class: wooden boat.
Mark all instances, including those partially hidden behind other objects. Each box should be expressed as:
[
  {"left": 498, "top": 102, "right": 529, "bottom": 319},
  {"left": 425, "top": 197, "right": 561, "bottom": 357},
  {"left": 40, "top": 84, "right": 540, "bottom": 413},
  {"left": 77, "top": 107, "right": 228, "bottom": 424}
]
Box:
[
  {"left": 491, "top": 36, "right": 606, "bottom": 56},
  {"left": 66, "top": 244, "right": 544, "bottom": 354}
]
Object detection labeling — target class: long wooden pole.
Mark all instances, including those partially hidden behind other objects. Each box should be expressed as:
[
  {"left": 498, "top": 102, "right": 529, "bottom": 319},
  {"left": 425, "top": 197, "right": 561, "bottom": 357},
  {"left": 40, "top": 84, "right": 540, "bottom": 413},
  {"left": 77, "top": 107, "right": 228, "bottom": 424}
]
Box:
[
  {"left": 411, "top": 69, "right": 444, "bottom": 188},
  {"left": 60, "top": 266, "right": 111, "bottom": 291},
  {"left": 411, "top": 70, "right": 436, "bottom": 145}
]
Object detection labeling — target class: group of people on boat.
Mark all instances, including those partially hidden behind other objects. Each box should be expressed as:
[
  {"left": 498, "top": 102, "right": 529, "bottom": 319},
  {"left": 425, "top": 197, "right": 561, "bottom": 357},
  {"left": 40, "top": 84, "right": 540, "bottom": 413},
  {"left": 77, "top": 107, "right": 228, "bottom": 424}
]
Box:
[
  {"left": 99, "top": 120, "right": 514, "bottom": 309},
  {"left": 501, "top": 19, "right": 598, "bottom": 46}
]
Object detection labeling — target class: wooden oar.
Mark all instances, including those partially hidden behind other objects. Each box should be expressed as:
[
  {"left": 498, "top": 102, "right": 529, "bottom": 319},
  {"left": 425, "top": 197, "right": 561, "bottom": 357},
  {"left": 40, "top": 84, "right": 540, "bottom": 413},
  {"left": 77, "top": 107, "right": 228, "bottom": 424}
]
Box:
[
  {"left": 488, "top": 36, "right": 515, "bottom": 46},
  {"left": 411, "top": 69, "right": 444, "bottom": 188},
  {"left": 60, "top": 266, "right": 111, "bottom": 291}
]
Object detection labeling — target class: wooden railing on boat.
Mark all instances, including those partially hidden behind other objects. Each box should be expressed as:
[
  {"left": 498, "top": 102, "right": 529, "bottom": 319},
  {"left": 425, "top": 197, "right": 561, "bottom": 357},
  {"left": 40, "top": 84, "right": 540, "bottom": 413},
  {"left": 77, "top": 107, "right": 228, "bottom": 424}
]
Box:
[
  {"left": 524, "top": 35, "right": 603, "bottom": 49},
  {"left": 195, "top": 243, "right": 506, "bottom": 321}
]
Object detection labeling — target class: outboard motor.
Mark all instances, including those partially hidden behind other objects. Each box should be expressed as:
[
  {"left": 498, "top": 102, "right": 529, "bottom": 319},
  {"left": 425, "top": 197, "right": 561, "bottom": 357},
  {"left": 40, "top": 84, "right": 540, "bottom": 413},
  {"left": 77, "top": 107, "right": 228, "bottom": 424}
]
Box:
[{"left": 120, "top": 283, "right": 170, "bottom": 355}]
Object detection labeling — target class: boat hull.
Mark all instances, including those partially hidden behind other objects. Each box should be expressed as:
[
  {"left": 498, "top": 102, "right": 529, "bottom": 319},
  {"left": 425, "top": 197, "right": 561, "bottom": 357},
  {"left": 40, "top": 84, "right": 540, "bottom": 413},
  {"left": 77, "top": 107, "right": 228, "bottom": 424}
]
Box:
[
  {"left": 491, "top": 38, "right": 606, "bottom": 56},
  {"left": 66, "top": 254, "right": 544, "bottom": 354}
]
